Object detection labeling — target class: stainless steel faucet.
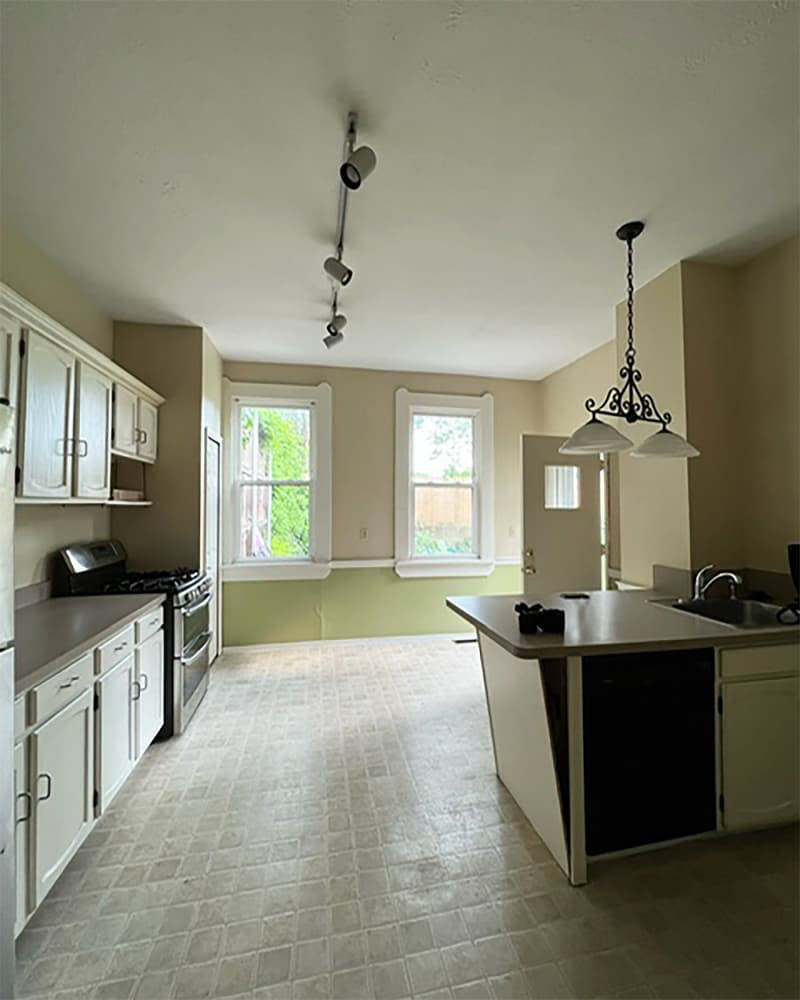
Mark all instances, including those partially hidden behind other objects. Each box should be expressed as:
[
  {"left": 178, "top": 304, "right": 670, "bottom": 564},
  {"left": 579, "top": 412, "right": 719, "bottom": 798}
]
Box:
[{"left": 693, "top": 563, "right": 743, "bottom": 600}]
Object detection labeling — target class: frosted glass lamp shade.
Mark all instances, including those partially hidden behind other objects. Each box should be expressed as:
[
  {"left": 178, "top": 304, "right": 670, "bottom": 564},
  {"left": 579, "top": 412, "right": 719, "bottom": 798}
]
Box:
[
  {"left": 559, "top": 418, "right": 633, "bottom": 455},
  {"left": 631, "top": 428, "right": 700, "bottom": 458}
]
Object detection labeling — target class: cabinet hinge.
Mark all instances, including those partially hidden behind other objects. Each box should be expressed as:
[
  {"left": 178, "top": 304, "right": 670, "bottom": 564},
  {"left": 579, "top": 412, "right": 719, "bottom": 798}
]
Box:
[
  {"left": 719, "top": 792, "right": 725, "bottom": 813},
  {"left": 14, "top": 466, "right": 20, "bottom": 487},
  {"left": 94, "top": 692, "right": 99, "bottom": 711},
  {"left": 93, "top": 789, "right": 99, "bottom": 809},
  {"left": 18, "top": 338, "right": 25, "bottom": 359},
  {"left": 717, "top": 694, "right": 723, "bottom": 715}
]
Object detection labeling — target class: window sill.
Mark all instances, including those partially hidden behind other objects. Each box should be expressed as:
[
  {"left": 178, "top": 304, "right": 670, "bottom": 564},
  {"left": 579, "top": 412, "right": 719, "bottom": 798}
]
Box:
[
  {"left": 222, "top": 561, "right": 332, "bottom": 582},
  {"left": 394, "top": 559, "right": 496, "bottom": 579}
]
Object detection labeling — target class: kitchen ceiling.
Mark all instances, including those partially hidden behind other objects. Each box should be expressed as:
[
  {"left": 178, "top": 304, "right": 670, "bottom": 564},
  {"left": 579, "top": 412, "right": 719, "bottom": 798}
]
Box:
[{"left": 1, "top": 1, "right": 797, "bottom": 379}]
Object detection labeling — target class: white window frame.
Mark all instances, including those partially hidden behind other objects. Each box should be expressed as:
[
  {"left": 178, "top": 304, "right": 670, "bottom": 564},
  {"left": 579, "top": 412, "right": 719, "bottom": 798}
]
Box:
[
  {"left": 395, "top": 389, "right": 494, "bottom": 578},
  {"left": 223, "top": 380, "right": 332, "bottom": 581}
]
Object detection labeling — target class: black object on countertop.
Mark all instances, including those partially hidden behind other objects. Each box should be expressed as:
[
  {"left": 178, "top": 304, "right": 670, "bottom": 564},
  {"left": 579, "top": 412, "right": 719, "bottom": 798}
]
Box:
[
  {"left": 778, "top": 542, "right": 800, "bottom": 624},
  {"left": 514, "top": 602, "right": 566, "bottom": 634}
]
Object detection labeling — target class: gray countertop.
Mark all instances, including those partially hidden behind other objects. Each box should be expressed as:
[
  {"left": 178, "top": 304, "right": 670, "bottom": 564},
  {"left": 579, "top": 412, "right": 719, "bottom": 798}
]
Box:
[
  {"left": 14, "top": 594, "right": 165, "bottom": 694},
  {"left": 447, "top": 590, "right": 800, "bottom": 659}
]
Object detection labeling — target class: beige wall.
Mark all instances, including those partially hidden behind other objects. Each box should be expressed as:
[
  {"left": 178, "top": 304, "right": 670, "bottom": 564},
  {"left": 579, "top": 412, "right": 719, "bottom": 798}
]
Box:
[
  {"left": 112, "top": 323, "right": 204, "bottom": 569},
  {"left": 223, "top": 362, "right": 543, "bottom": 561},
  {"left": 682, "top": 261, "right": 745, "bottom": 569},
  {"left": 2, "top": 224, "right": 116, "bottom": 587},
  {"left": 539, "top": 341, "right": 616, "bottom": 436},
  {"left": 616, "top": 264, "right": 692, "bottom": 586},
  {"left": 737, "top": 235, "right": 799, "bottom": 573}
]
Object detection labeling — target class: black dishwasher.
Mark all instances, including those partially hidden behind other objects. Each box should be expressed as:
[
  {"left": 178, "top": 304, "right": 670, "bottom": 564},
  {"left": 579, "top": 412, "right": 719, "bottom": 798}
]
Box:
[{"left": 583, "top": 648, "right": 716, "bottom": 855}]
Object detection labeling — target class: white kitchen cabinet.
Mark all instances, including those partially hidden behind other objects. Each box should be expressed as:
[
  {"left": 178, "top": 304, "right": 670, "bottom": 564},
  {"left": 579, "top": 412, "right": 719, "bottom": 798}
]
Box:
[
  {"left": 74, "top": 362, "right": 112, "bottom": 499},
  {"left": 0, "top": 315, "right": 20, "bottom": 408},
  {"left": 97, "top": 655, "right": 135, "bottom": 812},
  {"left": 721, "top": 675, "right": 800, "bottom": 831},
  {"left": 136, "top": 631, "right": 164, "bottom": 756},
  {"left": 112, "top": 382, "right": 138, "bottom": 457},
  {"left": 31, "top": 688, "right": 94, "bottom": 906},
  {"left": 14, "top": 740, "right": 30, "bottom": 937},
  {"left": 18, "top": 329, "right": 75, "bottom": 498},
  {"left": 137, "top": 397, "right": 158, "bottom": 462}
]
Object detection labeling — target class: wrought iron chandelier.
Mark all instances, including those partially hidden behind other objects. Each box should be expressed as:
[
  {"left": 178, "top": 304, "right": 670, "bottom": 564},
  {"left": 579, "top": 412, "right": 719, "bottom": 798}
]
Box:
[{"left": 560, "top": 221, "right": 699, "bottom": 458}]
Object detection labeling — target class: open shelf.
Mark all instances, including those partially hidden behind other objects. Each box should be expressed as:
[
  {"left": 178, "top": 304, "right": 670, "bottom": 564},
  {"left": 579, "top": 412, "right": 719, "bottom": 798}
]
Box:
[{"left": 15, "top": 498, "right": 152, "bottom": 507}]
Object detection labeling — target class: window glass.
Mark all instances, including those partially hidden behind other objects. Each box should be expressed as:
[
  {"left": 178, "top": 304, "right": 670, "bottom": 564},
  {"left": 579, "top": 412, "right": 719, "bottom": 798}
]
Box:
[
  {"left": 544, "top": 464, "right": 580, "bottom": 509},
  {"left": 412, "top": 413, "right": 476, "bottom": 556},
  {"left": 240, "top": 406, "right": 310, "bottom": 480},
  {"left": 414, "top": 484, "right": 474, "bottom": 556},
  {"left": 412, "top": 414, "right": 474, "bottom": 482}
]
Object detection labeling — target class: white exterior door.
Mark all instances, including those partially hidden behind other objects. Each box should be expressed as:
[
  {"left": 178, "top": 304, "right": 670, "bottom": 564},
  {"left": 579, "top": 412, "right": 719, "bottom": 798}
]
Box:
[
  {"left": 522, "top": 434, "right": 602, "bottom": 596},
  {"left": 97, "top": 657, "right": 135, "bottom": 811},
  {"left": 113, "top": 382, "right": 138, "bottom": 456},
  {"left": 0, "top": 316, "right": 20, "bottom": 408},
  {"left": 74, "top": 362, "right": 112, "bottom": 499},
  {"left": 19, "top": 330, "right": 75, "bottom": 498},
  {"left": 14, "top": 740, "right": 29, "bottom": 936},
  {"left": 32, "top": 689, "right": 93, "bottom": 905},
  {"left": 136, "top": 632, "right": 164, "bottom": 756},
  {"left": 137, "top": 397, "right": 158, "bottom": 462},
  {"left": 204, "top": 432, "right": 222, "bottom": 662},
  {"left": 722, "top": 676, "right": 800, "bottom": 830}
]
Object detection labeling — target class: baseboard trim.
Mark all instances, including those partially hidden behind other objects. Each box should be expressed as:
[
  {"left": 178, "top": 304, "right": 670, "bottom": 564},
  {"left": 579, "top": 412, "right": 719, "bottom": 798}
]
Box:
[{"left": 222, "top": 631, "right": 473, "bottom": 653}]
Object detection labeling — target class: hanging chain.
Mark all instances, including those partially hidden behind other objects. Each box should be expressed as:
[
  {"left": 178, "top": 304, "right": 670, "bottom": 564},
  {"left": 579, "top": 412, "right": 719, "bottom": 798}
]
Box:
[{"left": 625, "top": 236, "right": 635, "bottom": 365}]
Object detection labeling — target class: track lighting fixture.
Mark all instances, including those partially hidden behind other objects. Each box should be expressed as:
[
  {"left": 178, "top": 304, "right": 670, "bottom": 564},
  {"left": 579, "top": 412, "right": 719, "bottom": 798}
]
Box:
[
  {"left": 326, "top": 312, "right": 347, "bottom": 337},
  {"left": 340, "top": 145, "right": 377, "bottom": 190},
  {"left": 323, "top": 256, "right": 353, "bottom": 286},
  {"left": 323, "top": 329, "right": 344, "bottom": 349}
]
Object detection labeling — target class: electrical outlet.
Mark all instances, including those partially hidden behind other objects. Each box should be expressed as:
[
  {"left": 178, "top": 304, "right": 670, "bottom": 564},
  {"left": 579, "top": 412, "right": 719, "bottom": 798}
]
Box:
[{"left": 359, "top": 527, "right": 369, "bottom": 540}]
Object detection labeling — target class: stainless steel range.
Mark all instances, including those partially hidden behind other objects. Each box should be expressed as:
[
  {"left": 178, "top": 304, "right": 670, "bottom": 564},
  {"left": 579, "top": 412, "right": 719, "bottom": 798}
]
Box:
[{"left": 54, "top": 541, "right": 214, "bottom": 736}]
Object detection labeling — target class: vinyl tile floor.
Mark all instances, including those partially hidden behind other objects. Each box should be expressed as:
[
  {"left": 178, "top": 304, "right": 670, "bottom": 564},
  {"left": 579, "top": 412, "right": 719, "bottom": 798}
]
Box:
[{"left": 15, "top": 637, "right": 799, "bottom": 1000}]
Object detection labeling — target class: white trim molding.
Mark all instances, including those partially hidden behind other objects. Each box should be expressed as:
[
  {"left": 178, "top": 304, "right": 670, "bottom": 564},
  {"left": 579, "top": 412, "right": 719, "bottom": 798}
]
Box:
[
  {"left": 223, "top": 378, "right": 332, "bottom": 582},
  {"left": 394, "top": 389, "right": 495, "bottom": 579}
]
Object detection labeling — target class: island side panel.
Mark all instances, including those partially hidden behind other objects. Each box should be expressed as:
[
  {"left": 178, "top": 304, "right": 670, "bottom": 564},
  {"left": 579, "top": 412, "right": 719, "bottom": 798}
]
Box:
[
  {"left": 566, "top": 655, "right": 587, "bottom": 885},
  {"left": 476, "top": 632, "right": 570, "bottom": 876}
]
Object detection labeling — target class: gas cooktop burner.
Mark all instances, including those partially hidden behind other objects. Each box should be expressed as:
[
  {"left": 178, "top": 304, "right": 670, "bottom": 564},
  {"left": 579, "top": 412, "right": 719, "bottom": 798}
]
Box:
[{"left": 104, "top": 568, "right": 202, "bottom": 595}]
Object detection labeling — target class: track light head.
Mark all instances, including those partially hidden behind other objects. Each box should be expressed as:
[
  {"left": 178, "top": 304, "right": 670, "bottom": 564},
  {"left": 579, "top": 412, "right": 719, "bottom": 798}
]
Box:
[
  {"left": 323, "top": 330, "right": 344, "bottom": 349},
  {"left": 326, "top": 313, "right": 347, "bottom": 337},
  {"left": 340, "top": 145, "right": 377, "bottom": 190},
  {"left": 323, "top": 256, "right": 353, "bottom": 286}
]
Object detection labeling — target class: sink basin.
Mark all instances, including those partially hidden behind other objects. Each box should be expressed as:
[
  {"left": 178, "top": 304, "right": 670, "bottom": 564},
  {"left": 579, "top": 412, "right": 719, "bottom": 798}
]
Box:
[{"left": 671, "top": 598, "right": 785, "bottom": 629}]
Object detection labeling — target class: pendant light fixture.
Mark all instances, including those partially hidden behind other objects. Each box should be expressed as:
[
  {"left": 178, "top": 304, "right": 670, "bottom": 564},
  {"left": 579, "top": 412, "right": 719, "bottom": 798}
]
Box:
[{"left": 560, "top": 221, "right": 700, "bottom": 459}]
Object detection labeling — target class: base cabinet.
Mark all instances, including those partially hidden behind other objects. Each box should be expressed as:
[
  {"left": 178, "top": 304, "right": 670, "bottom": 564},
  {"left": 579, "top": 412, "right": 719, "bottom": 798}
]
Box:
[
  {"left": 136, "top": 631, "right": 164, "bottom": 756},
  {"left": 31, "top": 689, "right": 94, "bottom": 906},
  {"left": 721, "top": 675, "right": 800, "bottom": 830},
  {"left": 14, "top": 740, "right": 30, "bottom": 936},
  {"left": 97, "top": 656, "right": 135, "bottom": 812}
]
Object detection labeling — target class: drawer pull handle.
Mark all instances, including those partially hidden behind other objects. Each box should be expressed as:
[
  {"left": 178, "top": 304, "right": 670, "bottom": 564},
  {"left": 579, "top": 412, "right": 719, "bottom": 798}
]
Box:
[
  {"left": 113, "top": 642, "right": 127, "bottom": 652},
  {"left": 36, "top": 773, "right": 53, "bottom": 802},
  {"left": 131, "top": 680, "right": 141, "bottom": 701},
  {"left": 139, "top": 673, "right": 149, "bottom": 691},
  {"left": 58, "top": 674, "right": 80, "bottom": 689},
  {"left": 16, "top": 791, "right": 32, "bottom": 824}
]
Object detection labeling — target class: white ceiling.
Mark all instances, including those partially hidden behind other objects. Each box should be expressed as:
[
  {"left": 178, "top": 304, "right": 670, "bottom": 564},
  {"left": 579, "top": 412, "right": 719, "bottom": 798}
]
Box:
[{"left": 1, "top": 1, "right": 797, "bottom": 379}]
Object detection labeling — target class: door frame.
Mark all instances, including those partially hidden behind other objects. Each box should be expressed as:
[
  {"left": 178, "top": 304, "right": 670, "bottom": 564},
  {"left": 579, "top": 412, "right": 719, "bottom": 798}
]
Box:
[{"left": 202, "top": 429, "right": 223, "bottom": 661}]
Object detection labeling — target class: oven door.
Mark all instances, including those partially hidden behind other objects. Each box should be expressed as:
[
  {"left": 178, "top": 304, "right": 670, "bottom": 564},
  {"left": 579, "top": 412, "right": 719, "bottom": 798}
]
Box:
[{"left": 175, "top": 591, "right": 213, "bottom": 733}]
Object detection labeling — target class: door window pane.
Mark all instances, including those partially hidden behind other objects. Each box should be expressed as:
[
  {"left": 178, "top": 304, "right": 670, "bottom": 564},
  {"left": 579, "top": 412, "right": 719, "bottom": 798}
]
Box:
[
  {"left": 545, "top": 465, "right": 580, "bottom": 509},
  {"left": 414, "top": 485, "right": 474, "bottom": 556},
  {"left": 412, "top": 414, "right": 474, "bottom": 482},
  {"left": 240, "top": 406, "right": 310, "bottom": 480},
  {"left": 240, "top": 484, "right": 310, "bottom": 558}
]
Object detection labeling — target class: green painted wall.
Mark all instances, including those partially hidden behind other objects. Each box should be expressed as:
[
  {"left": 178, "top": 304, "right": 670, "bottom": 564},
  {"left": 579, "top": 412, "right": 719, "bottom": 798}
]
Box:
[{"left": 223, "top": 565, "right": 522, "bottom": 645}]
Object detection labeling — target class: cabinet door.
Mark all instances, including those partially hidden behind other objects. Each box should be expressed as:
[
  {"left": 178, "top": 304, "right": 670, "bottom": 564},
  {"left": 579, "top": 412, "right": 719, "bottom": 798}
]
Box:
[
  {"left": 31, "top": 689, "right": 94, "bottom": 906},
  {"left": 74, "top": 362, "right": 112, "bottom": 499},
  {"left": 137, "top": 397, "right": 158, "bottom": 462},
  {"left": 136, "top": 631, "right": 164, "bottom": 756},
  {"left": 0, "top": 315, "right": 20, "bottom": 408},
  {"left": 97, "top": 656, "right": 135, "bottom": 812},
  {"left": 722, "top": 676, "right": 800, "bottom": 830},
  {"left": 112, "top": 383, "right": 138, "bottom": 456},
  {"left": 19, "top": 330, "right": 75, "bottom": 498},
  {"left": 14, "top": 740, "right": 30, "bottom": 936}
]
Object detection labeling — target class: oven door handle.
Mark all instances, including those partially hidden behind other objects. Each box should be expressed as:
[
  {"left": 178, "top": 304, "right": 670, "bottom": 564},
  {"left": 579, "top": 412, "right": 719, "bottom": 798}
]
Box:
[
  {"left": 181, "top": 592, "right": 212, "bottom": 616},
  {"left": 181, "top": 631, "right": 213, "bottom": 665}
]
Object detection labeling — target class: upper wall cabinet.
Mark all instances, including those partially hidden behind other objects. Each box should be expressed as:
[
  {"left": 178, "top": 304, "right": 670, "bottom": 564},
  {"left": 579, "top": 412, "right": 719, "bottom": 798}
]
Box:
[
  {"left": 18, "top": 330, "right": 76, "bottom": 499},
  {"left": 2, "top": 284, "right": 164, "bottom": 502},
  {"left": 112, "top": 384, "right": 158, "bottom": 463}
]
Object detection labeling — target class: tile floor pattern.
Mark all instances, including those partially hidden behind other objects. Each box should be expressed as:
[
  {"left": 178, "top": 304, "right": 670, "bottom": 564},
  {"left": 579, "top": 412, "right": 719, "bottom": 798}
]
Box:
[{"left": 15, "top": 637, "right": 799, "bottom": 1000}]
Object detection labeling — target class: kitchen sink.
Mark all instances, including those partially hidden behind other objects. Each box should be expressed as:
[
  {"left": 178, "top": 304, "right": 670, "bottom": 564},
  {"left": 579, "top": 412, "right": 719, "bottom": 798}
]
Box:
[{"left": 669, "top": 598, "right": 786, "bottom": 628}]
